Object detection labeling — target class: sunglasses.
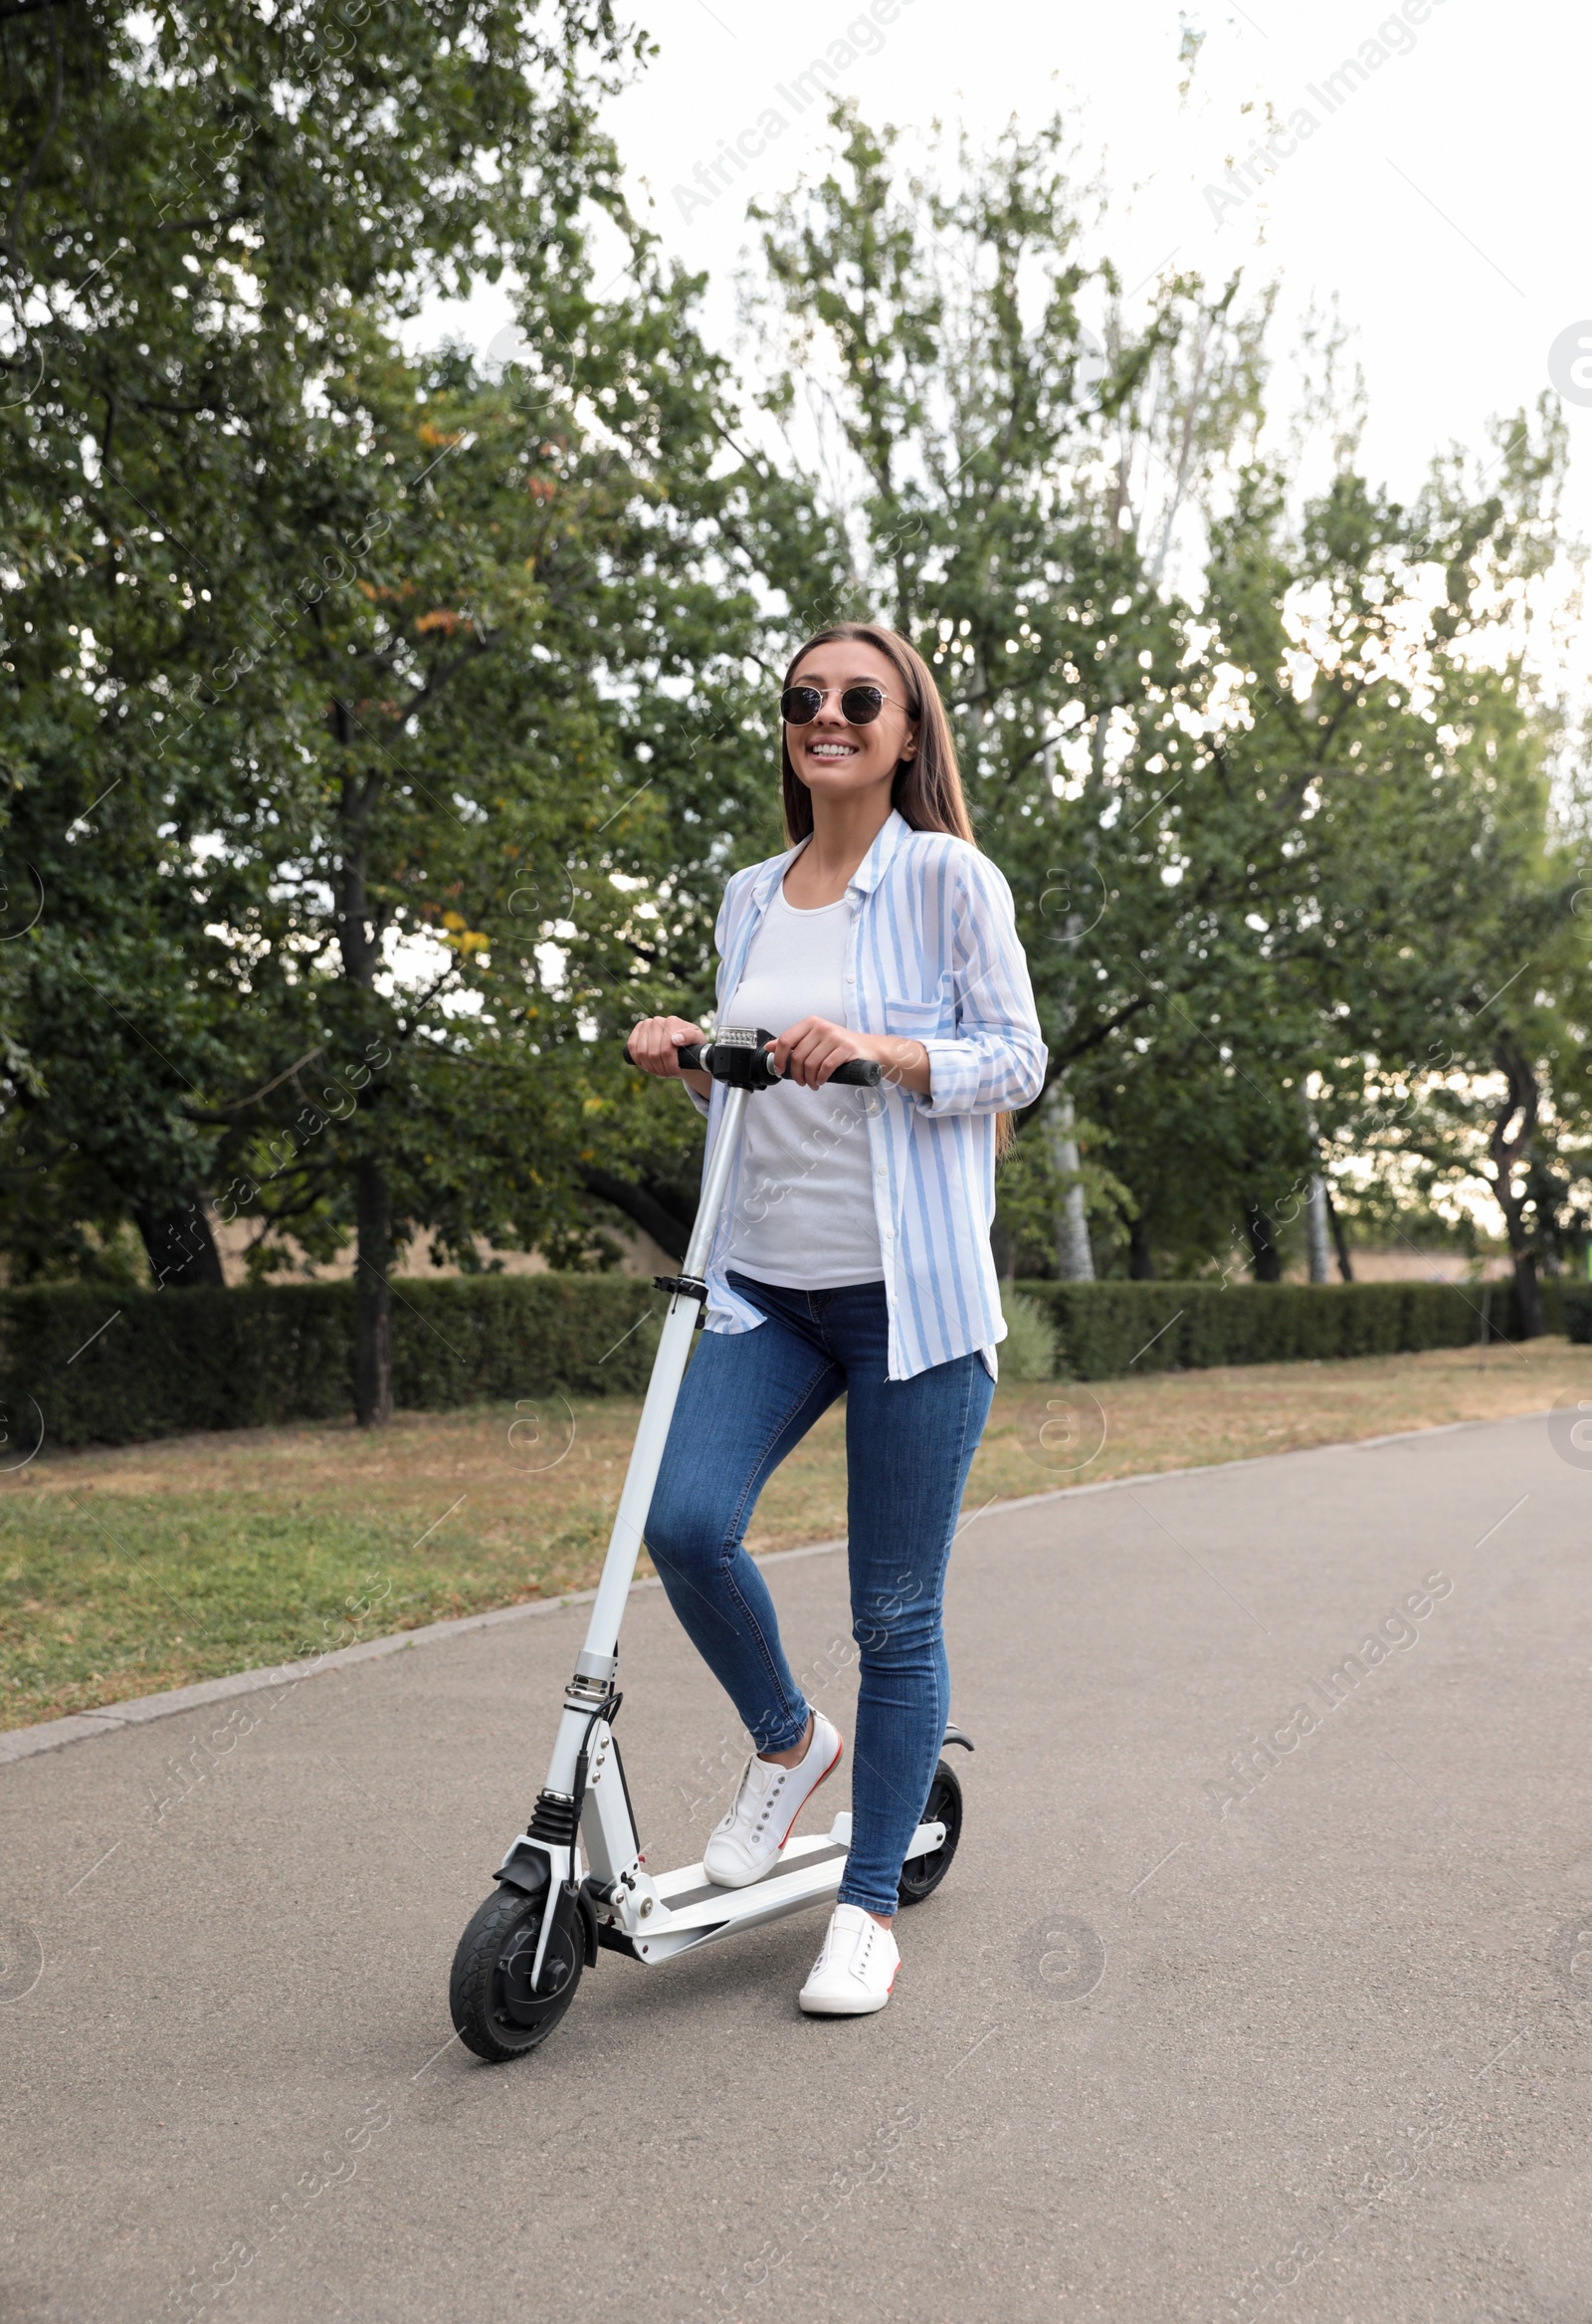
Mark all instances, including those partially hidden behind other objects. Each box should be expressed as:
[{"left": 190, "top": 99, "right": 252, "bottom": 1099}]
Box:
[{"left": 780, "top": 683, "right": 905, "bottom": 727}]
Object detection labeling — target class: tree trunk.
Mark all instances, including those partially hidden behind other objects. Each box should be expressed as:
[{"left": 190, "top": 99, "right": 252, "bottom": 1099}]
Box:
[
  {"left": 332, "top": 746, "right": 398, "bottom": 1423},
  {"left": 1127, "top": 1215, "right": 1154, "bottom": 1279},
  {"left": 1244, "top": 1198, "right": 1283, "bottom": 1283},
  {"left": 578, "top": 1166, "right": 696, "bottom": 1263},
  {"left": 134, "top": 1197, "right": 226, "bottom": 1288},
  {"left": 1483, "top": 1034, "right": 1543, "bottom": 1338},
  {"left": 1048, "top": 1093, "right": 1094, "bottom": 1281},
  {"left": 1303, "top": 1174, "right": 1332, "bottom": 1284},
  {"left": 355, "top": 1155, "right": 393, "bottom": 1428},
  {"left": 1324, "top": 1183, "right": 1354, "bottom": 1281},
  {"left": 1298, "top": 1091, "right": 1332, "bottom": 1284},
  {"left": 1511, "top": 1250, "right": 1544, "bottom": 1340}
]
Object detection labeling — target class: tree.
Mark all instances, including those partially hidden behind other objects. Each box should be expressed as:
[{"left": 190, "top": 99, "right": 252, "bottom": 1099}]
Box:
[
  {"left": 0, "top": 0, "right": 641, "bottom": 1286},
  {"left": 179, "top": 294, "right": 823, "bottom": 1421},
  {"left": 8, "top": 36, "right": 1585, "bottom": 1384},
  {"left": 0, "top": 0, "right": 838, "bottom": 1418},
  {"left": 747, "top": 106, "right": 1336, "bottom": 1274},
  {"left": 747, "top": 107, "right": 1589, "bottom": 1299},
  {"left": 1203, "top": 424, "right": 1588, "bottom": 1326}
]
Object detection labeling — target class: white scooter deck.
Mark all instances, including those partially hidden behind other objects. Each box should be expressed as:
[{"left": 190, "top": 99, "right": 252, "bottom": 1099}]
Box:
[{"left": 591, "top": 1811, "right": 947, "bottom": 1964}]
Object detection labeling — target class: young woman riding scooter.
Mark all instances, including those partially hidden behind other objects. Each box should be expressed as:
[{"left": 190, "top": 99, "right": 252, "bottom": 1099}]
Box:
[{"left": 628, "top": 620, "right": 1046, "bottom": 2016}]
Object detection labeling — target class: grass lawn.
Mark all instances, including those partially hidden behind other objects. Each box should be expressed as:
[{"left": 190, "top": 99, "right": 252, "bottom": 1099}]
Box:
[{"left": 4, "top": 1335, "right": 1589, "bottom": 1732}]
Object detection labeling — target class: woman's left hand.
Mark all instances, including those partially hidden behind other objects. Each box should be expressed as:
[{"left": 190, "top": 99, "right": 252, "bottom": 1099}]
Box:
[{"left": 772, "top": 1017, "right": 932, "bottom": 1095}]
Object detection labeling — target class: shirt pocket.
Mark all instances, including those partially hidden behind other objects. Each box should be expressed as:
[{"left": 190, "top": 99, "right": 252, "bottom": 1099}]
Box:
[{"left": 884, "top": 996, "right": 951, "bottom": 1040}]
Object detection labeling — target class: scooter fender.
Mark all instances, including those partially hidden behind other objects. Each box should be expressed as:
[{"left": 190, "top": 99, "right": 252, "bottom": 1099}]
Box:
[
  {"left": 494, "top": 1835, "right": 555, "bottom": 1899},
  {"left": 495, "top": 1842, "right": 599, "bottom": 1976}
]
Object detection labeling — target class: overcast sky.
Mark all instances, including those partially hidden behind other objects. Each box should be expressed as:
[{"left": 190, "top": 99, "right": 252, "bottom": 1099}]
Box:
[{"left": 425, "top": 0, "right": 1591, "bottom": 689}]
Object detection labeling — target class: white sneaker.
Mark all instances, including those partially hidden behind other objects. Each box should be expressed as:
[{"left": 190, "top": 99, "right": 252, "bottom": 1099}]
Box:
[
  {"left": 700, "top": 1712, "right": 844, "bottom": 1888},
  {"left": 799, "top": 1903, "right": 899, "bottom": 2016}
]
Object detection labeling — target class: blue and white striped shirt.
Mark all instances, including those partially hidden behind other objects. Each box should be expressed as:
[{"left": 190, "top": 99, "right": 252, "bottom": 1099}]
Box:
[{"left": 689, "top": 809, "right": 1048, "bottom": 1380}]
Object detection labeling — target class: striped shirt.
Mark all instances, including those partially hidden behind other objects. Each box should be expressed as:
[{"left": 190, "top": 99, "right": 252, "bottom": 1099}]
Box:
[{"left": 688, "top": 809, "right": 1048, "bottom": 1380}]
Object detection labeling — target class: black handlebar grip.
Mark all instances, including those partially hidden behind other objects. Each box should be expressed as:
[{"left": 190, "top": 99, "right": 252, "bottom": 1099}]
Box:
[
  {"left": 624, "top": 1037, "right": 877, "bottom": 1087},
  {"left": 623, "top": 1038, "right": 706, "bottom": 1073}
]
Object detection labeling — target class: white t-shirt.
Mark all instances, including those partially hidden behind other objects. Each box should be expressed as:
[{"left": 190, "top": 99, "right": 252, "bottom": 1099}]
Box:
[{"left": 717, "top": 882, "right": 885, "bottom": 1290}]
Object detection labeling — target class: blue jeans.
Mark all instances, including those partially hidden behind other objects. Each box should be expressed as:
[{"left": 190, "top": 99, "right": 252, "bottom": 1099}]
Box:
[{"left": 644, "top": 1273, "right": 993, "bottom": 1917}]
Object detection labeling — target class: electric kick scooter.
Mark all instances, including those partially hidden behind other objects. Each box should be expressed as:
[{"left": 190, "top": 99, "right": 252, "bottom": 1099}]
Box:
[{"left": 450, "top": 1026, "right": 972, "bottom": 2062}]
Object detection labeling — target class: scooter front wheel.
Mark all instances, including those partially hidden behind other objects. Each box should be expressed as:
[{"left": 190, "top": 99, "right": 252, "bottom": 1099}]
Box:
[{"left": 450, "top": 1885, "right": 583, "bottom": 2063}]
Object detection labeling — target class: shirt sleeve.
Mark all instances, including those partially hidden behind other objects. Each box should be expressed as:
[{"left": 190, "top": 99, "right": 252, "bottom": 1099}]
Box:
[
  {"left": 683, "top": 868, "right": 740, "bottom": 1120},
  {"left": 916, "top": 850, "right": 1049, "bottom": 1117}
]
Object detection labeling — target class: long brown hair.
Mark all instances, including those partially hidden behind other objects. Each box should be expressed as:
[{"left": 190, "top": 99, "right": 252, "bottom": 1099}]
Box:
[
  {"left": 779, "top": 622, "right": 974, "bottom": 847},
  {"left": 779, "top": 621, "right": 1016, "bottom": 1162}
]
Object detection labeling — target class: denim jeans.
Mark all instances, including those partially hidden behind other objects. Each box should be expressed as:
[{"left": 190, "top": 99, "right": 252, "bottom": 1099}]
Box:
[{"left": 644, "top": 1272, "right": 993, "bottom": 1917}]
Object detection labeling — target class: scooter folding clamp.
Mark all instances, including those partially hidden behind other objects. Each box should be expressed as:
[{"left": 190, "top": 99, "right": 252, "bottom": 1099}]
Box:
[{"left": 653, "top": 1272, "right": 708, "bottom": 1304}]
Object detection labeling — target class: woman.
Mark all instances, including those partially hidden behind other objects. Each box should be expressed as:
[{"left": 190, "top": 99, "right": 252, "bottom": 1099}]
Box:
[{"left": 628, "top": 621, "right": 1046, "bottom": 2016}]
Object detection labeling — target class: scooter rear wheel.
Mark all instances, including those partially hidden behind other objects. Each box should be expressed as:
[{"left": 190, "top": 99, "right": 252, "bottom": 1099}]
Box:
[
  {"left": 450, "top": 1885, "right": 583, "bottom": 2063},
  {"left": 896, "top": 1757, "right": 963, "bottom": 1907}
]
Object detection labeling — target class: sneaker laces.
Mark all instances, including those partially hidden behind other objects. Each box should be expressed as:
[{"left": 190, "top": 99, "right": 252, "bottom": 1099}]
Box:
[
  {"left": 811, "top": 1907, "right": 889, "bottom": 1986},
  {"left": 718, "top": 1752, "right": 788, "bottom": 1841}
]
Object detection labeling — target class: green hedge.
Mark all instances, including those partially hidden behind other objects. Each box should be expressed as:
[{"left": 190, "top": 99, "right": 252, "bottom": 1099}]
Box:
[
  {"left": 1015, "top": 1276, "right": 1569, "bottom": 1382},
  {"left": 0, "top": 1275, "right": 661, "bottom": 1451},
  {"left": 1, "top": 1271, "right": 1581, "bottom": 1453}
]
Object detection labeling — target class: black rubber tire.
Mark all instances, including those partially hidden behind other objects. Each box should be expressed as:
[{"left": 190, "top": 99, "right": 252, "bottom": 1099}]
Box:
[
  {"left": 450, "top": 1885, "right": 583, "bottom": 2063},
  {"left": 896, "top": 1757, "right": 963, "bottom": 1908}
]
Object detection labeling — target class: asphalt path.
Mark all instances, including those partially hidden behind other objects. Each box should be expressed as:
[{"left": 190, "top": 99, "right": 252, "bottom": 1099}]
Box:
[{"left": 3, "top": 1409, "right": 1590, "bottom": 2323}]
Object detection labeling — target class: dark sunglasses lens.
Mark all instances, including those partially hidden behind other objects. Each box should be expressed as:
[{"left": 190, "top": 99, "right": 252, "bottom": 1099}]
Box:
[
  {"left": 780, "top": 686, "right": 824, "bottom": 725},
  {"left": 839, "top": 686, "right": 886, "bottom": 724}
]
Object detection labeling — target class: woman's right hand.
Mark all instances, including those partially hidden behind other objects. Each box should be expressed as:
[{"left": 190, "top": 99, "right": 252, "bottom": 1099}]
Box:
[{"left": 627, "top": 1015, "right": 711, "bottom": 1097}]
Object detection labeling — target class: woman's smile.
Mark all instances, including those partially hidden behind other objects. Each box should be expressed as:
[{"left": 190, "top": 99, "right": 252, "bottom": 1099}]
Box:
[{"left": 785, "top": 642, "right": 916, "bottom": 804}]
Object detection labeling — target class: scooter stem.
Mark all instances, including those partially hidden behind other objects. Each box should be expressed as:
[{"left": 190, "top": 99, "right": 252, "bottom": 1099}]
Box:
[{"left": 542, "top": 1084, "right": 749, "bottom": 1796}]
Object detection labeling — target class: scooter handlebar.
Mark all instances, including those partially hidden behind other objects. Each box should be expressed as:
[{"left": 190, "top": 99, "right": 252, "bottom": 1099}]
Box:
[
  {"left": 795, "top": 1054, "right": 883, "bottom": 1088},
  {"left": 623, "top": 1033, "right": 882, "bottom": 1089}
]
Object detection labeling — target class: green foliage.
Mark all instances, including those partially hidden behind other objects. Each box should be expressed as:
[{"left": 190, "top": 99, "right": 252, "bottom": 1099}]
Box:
[
  {"left": 0, "top": 0, "right": 638, "bottom": 1264},
  {"left": 3, "top": 41, "right": 1590, "bottom": 1349},
  {"left": 0, "top": 1274, "right": 661, "bottom": 1447},
  {"left": 750, "top": 105, "right": 1592, "bottom": 1293},
  {"left": 1019, "top": 1276, "right": 1565, "bottom": 1381},
  {"left": 0, "top": 0, "right": 837, "bottom": 1307},
  {"left": 6, "top": 1270, "right": 1572, "bottom": 1449},
  {"left": 997, "top": 1290, "right": 1059, "bottom": 1380}
]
